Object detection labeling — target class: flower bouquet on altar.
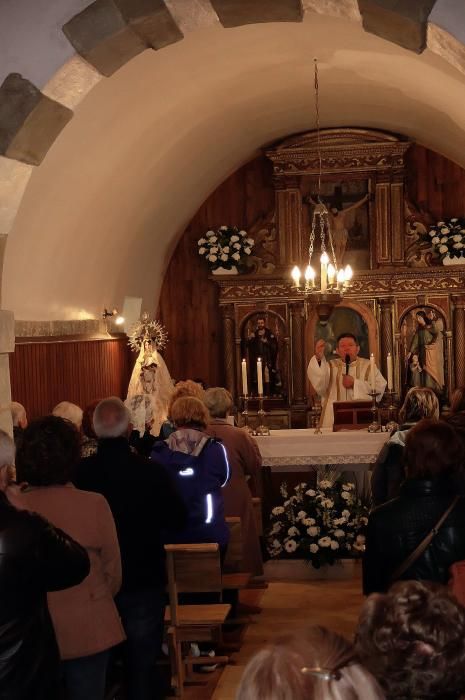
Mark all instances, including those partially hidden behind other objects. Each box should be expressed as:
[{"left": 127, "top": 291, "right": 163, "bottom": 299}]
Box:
[
  {"left": 197, "top": 226, "right": 254, "bottom": 273},
  {"left": 427, "top": 217, "right": 465, "bottom": 261},
  {"left": 267, "top": 480, "right": 369, "bottom": 569}
]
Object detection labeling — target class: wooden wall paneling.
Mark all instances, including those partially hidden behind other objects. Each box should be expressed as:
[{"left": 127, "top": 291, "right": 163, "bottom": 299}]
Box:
[
  {"left": 10, "top": 338, "right": 130, "bottom": 420},
  {"left": 157, "top": 157, "right": 274, "bottom": 387},
  {"left": 159, "top": 143, "right": 465, "bottom": 396}
]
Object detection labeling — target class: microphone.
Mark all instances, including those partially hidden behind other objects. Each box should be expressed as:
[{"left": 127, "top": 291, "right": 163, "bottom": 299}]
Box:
[{"left": 345, "top": 354, "right": 350, "bottom": 375}]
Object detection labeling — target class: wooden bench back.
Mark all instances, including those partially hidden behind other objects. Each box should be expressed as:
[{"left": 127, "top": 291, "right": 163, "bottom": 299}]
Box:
[
  {"left": 165, "top": 543, "right": 223, "bottom": 595},
  {"left": 223, "top": 517, "right": 243, "bottom": 573}
]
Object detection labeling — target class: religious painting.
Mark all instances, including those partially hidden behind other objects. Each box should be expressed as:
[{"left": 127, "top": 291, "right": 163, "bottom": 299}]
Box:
[
  {"left": 302, "top": 179, "right": 371, "bottom": 269},
  {"left": 400, "top": 306, "right": 446, "bottom": 398},
  {"left": 314, "top": 307, "right": 370, "bottom": 361},
  {"left": 241, "top": 312, "right": 286, "bottom": 398}
]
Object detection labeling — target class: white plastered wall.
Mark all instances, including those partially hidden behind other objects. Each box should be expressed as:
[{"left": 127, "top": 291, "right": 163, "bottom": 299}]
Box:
[{"left": 3, "top": 14, "right": 465, "bottom": 320}]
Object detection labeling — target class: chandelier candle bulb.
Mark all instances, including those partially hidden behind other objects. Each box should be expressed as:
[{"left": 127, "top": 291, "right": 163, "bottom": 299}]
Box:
[
  {"left": 387, "top": 352, "right": 393, "bottom": 391},
  {"left": 241, "top": 358, "right": 248, "bottom": 396},
  {"left": 370, "top": 353, "right": 376, "bottom": 391},
  {"left": 344, "top": 265, "right": 353, "bottom": 284},
  {"left": 327, "top": 263, "right": 335, "bottom": 286},
  {"left": 291, "top": 265, "right": 301, "bottom": 288},
  {"left": 337, "top": 269, "right": 345, "bottom": 289},
  {"left": 257, "top": 358, "right": 264, "bottom": 396},
  {"left": 305, "top": 265, "right": 315, "bottom": 288},
  {"left": 320, "top": 252, "right": 329, "bottom": 293}
]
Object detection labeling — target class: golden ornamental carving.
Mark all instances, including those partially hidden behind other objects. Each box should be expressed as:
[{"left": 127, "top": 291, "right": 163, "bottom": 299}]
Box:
[{"left": 271, "top": 152, "right": 406, "bottom": 176}]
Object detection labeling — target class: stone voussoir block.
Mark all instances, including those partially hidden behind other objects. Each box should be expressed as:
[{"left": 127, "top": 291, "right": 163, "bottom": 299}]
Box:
[
  {"left": 210, "top": 0, "right": 303, "bottom": 27},
  {"left": 0, "top": 74, "right": 73, "bottom": 166},
  {"left": 115, "top": 0, "right": 184, "bottom": 49},
  {"left": 358, "top": 0, "right": 438, "bottom": 53},
  {"left": 63, "top": 0, "right": 148, "bottom": 77}
]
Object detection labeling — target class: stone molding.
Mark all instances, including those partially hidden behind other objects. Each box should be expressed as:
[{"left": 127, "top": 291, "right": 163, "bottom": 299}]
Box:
[{"left": 0, "top": 74, "right": 73, "bottom": 166}]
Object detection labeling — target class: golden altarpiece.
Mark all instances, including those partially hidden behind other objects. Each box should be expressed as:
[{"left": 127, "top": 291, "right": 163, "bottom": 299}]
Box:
[{"left": 214, "top": 129, "right": 465, "bottom": 428}]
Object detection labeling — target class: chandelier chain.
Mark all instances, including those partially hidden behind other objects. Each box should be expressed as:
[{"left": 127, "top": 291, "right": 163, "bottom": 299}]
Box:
[{"left": 314, "top": 58, "right": 322, "bottom": 197}]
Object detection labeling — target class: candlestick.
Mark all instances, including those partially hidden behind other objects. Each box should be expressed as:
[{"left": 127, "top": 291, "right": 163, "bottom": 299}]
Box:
[
  {"left": 255, "top": 395, "right": 270, "bottom": 436},
  {"left": 387, "top": 352, "right": 393, "bottom": 391},
  {"left": 369, "top": 353, "right": 376, "bottom": 391},
  {"left": 241, "top": 394, "right": 254, "bottom": 435},
  {"left": 257, "top": 357, "right": 264, "bottom": 396},
  {"left": 367, "top": 389, "right": 381, "bottom": 433},
  {"left": 241, "top": 358, "right": 248, "bottom": 396},
  {"left": 385, "top": 389, "right": 399, "bottom": 433}
]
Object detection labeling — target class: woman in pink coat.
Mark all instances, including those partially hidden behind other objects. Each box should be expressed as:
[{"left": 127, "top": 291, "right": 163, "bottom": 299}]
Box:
[
  {"left": 8, "top": 416, "right": 124, "bottom": 700},
  {"left": 204, "top": 387, "right": 263, "bottom": 577}
]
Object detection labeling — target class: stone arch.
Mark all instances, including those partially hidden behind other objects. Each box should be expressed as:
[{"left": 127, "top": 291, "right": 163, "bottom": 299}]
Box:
[{"left": 1, "top": 0, "right": 465, "bottom": 322}]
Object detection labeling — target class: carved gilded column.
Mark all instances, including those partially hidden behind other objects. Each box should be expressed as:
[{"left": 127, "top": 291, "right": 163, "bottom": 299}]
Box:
[
  {"left": 453, "top": 295, "right": 465, "bottom": 388},
  {"left": 379, "top": 297, "right": 394, "bottom": 383},
  {"left": 221, "top": 304, "right": 236, "bottom": 400},
  {"left": 274, "top": 176, "right": 303, "bottom": 267},
  {"left": 290, "top": 302, "right": 306, "bottom": 404},
  {"left": 375, "top": 177, "right": 391, "bottom": 265}
]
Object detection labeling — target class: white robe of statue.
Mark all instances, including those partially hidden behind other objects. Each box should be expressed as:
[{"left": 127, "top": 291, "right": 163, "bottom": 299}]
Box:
[{"left": 126, "top": 341, "right": 174, "bottom": 437}]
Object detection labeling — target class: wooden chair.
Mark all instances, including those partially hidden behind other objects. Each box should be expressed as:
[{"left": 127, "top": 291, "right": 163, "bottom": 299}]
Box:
[{"left": 164, "top": 543, "right": 231, "bottom": 698}]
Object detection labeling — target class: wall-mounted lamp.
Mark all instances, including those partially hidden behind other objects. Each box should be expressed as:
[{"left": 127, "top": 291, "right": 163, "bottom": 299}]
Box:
[{"left": 102, "top": 308, "right": 125, "bottom": 328}]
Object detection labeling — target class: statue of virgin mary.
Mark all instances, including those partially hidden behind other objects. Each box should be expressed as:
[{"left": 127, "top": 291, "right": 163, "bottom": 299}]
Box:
[{"left": 125, "top": 315, "right": 174, "bottom": 437}]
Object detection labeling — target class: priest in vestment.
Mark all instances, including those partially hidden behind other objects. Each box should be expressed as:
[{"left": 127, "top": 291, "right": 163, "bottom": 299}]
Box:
[{"left": 307, "top": 333, "right": 387, "bottom": 429}]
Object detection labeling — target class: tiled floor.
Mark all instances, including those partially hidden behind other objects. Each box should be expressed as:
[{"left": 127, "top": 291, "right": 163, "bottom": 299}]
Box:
[{"left": 210, "top": 564, "right": 364, "bottom": 700}]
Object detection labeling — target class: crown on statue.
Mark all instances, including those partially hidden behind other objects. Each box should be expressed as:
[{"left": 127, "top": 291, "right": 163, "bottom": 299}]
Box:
[{"left": 127, "top": 312, "right": 169, "bottom": 352}]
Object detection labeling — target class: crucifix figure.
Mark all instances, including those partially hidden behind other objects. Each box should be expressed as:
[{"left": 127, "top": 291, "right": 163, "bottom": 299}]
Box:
[{"left": 304, "top": 187, "right": 370, "bottom": 263}]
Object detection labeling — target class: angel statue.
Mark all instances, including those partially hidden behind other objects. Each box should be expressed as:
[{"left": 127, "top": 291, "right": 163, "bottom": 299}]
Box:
[{"left": 126, "top": 313, "right": 174, "bottom": 437}]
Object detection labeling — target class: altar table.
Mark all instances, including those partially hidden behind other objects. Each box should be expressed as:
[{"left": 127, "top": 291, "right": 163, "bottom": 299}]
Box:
[
  {"left": 254, "top": 428, "right": 390, "bottom": 472},
  {"left": 254, "top": 429, "right": 390, "bottom": 511}
]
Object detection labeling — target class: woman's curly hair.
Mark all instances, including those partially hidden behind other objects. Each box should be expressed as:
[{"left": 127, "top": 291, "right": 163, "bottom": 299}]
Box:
[
  {"left": 16, "top": 415, "right": 80, "bottom": 486},
  {"left": 355, "top": 580, "right": 465, "bottom": 700}
]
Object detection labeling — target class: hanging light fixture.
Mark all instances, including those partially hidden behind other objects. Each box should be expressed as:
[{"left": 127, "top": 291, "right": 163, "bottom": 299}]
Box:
[{"left": 291, "top": 59, "right": 354, "bottom": 321}]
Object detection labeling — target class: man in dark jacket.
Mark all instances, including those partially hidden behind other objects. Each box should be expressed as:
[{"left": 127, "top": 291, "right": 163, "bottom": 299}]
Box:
[
  {"left": 364, "top": 419, "right": 465, "bottom": 595},
  {"left": 0, "top": 489, "right": 89, "bottom": 700},
  {"left": 75, "top": 397, "right": 187, "bottom": 700}
]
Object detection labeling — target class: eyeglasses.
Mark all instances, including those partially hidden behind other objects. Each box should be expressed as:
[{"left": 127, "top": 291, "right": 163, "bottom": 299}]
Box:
[{"left": 301, "top": 666, "right": 341, "bottom": 681}]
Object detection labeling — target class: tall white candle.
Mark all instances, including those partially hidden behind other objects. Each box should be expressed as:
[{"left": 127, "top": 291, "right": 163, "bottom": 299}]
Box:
[
  {"left": 257, "top": 357, "right": 264, "bottom": 396},
  {"left": 241, "top": 358, "right": 248, "bottom": 396},
  {"left": 387, "top": 352, "right": 393, "bottom": 391},
  {"left": 320, "top": 252, "right": 329, "bottom": 293},
  {"left": 370, "top": 353, "right": 376, "bottom": 391}
]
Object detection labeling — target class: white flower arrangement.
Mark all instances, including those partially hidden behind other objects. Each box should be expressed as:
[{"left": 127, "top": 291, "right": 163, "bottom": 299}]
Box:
[
  {"left": 427, "top": 218, "right": 465, "bottom": 260},
  {"left": 198, "top": 226, "right": 254, "bottom": 271},
  {"left": 267, "top": 480, "right": 369, "bottom": 568}
]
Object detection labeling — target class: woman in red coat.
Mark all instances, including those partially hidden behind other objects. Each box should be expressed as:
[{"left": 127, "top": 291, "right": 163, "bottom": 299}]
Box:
[{"left": 204, "top": 387, "right": 263, "bottom": 577}]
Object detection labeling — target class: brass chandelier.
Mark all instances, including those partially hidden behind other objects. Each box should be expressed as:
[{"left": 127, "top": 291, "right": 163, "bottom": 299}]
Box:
[{"left": 291, "top": 59, "right": 353, "bottom": 321}]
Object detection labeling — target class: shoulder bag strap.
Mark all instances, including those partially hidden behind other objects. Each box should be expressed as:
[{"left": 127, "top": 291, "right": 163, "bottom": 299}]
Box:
[{"left": 390, "top": 495, "right": 460, "bottom": 583}]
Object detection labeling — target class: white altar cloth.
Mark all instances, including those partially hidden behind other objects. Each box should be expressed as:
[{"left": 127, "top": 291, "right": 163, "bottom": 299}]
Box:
[{"left": 254, "top": 429, "right": 390, "bottom": 472}]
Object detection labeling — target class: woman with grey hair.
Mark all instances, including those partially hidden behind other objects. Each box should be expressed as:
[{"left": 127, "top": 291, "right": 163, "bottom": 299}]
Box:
[
  {"left": 204, "top": 387, "right": 263, "bottom": 577},
  {"left": 237, "top": 626, "right": 384, "bottom": 700},
  {"left": 371, "top": 387, "right": 440, "bottom": 505}
]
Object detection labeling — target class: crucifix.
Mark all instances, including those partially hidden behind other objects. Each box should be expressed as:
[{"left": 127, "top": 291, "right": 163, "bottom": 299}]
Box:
[{"left": 304, "top": 185, "right": 370, "bottom": 263}]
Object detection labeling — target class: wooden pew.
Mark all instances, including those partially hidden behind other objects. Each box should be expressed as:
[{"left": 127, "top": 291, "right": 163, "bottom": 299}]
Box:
[{"left": 164, "top": 543, "right": 231, "bottom": 698}]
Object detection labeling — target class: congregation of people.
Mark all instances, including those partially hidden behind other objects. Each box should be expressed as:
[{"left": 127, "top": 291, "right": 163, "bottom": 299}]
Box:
[{"left": 5, "top": 363, "right": 465, "bottom": 699}]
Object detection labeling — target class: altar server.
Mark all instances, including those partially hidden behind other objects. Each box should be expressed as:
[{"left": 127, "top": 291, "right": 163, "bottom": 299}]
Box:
[{"left": 307, "top": 333, "right": 386, "bottom": 429}]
